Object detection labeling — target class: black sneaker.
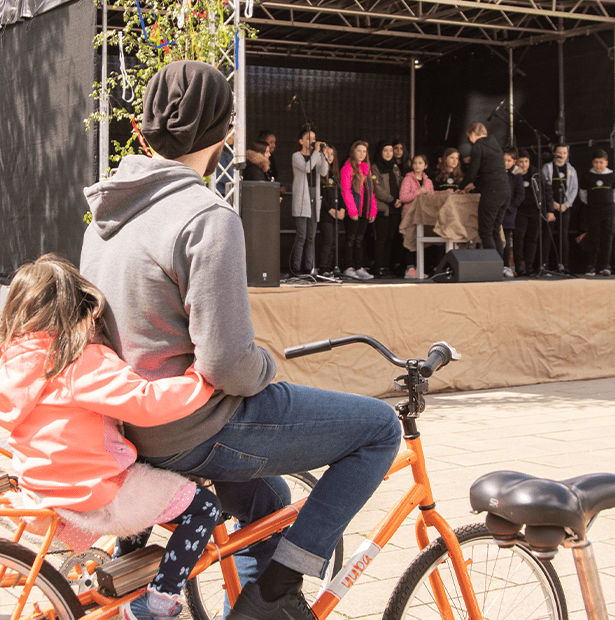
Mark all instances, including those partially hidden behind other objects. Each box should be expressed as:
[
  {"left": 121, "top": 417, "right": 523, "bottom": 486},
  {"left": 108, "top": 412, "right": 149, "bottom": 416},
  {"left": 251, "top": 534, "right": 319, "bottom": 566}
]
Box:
[
  {"left": 585, "top": 267, "right": 596, "bottom": 276},
  {"left": 227, "top": 583, "right": 316, "bottom": 620}
]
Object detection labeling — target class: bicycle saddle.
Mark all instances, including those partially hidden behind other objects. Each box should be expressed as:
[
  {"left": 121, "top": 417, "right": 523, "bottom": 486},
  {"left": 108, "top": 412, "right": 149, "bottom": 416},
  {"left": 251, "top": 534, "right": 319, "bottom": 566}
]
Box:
[{"left": 470, "top": 471, "right": 615, "bottom": 556}]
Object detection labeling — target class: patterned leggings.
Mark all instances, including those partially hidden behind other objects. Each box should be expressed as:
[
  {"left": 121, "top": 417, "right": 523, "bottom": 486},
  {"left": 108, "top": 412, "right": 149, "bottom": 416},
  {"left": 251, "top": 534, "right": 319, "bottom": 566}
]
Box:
[{"left": 113, "top": 486, "right": 221, "bottom": 596}]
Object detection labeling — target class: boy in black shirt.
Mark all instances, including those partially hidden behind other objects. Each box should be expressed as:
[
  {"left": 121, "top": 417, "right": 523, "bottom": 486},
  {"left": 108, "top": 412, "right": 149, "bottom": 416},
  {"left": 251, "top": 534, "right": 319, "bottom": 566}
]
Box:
[{"left": 579, "top": 149, "right": 615, "bottom": 276}]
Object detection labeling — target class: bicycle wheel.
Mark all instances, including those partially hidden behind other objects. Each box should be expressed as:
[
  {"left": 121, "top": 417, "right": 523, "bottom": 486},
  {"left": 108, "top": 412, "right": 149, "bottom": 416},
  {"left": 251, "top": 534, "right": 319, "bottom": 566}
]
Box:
[
  {"left": 383, "top": 523, "right": 567, "bottom": 620},
  {"left": 0, "top": 540, "right": 84, "bottom": 620},
  {"left": 184, "top": 471, "right": 344, "bottom": 620}
]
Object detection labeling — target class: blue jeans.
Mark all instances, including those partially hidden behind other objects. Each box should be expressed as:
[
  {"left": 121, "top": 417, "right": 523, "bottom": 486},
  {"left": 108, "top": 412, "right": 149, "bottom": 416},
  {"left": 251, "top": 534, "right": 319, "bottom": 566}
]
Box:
[
  {"left": 146, "top": 382, "right": 401, "bottom": 581},
  {"left": 291, "top": 216, "right": 316, "bottom": 273}
]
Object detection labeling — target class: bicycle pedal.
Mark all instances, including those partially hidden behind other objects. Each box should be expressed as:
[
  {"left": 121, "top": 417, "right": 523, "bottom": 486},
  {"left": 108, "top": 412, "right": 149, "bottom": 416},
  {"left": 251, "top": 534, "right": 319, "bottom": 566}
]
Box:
[{"left": 95, "top": 544, "right": 164, "bottom": 597}]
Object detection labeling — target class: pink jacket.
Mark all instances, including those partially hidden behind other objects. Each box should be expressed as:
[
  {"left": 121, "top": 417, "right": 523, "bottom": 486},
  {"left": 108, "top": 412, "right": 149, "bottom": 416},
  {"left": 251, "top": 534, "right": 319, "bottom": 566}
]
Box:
[
  {"left": 0, "top": 332, "right": 214, "bottom": 511},
  {"left": 400, "top": 172, "right": 435, "bottom": 218},
  {"left": 341, "top": 160, "right": 377, "bottom": 218}
]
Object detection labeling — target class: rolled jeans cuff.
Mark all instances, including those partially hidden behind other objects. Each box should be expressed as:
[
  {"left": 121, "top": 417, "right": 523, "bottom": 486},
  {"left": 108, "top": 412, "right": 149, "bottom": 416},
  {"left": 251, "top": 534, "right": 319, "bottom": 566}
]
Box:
[{"left": 272, "top": 536, "right": 327, "bottom": 579}]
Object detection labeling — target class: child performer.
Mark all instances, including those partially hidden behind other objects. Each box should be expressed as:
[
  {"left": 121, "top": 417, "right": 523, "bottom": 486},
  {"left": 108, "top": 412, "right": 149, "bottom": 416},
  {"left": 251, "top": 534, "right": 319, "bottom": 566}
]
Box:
[
  {"left": 0, "top": 254, "right": 221, "bottom": 620},
  {"left": 433, "top": 148, "right": 464, "bottom": 193},
  {"left": 400, "top": 154, "right": 434, "bottom": 279},
  {"left": 579, "top": 149, "right": 615, "bottom": 276},
  {"left": 319, "top": 145, "right": 345, "bottom": 277},
  {"left": 502, "top": 147, "right": 525, "bottom": 277},
  {"left": 341, "top": 140, "right": 377, "bottom": 280}
]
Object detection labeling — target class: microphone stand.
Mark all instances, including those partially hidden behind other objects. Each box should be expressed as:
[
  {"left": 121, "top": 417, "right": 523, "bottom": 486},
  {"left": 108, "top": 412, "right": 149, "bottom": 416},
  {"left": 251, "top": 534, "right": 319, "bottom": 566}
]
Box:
[{"left": 331, "top": 174, "right": 343, "bottom": 279}]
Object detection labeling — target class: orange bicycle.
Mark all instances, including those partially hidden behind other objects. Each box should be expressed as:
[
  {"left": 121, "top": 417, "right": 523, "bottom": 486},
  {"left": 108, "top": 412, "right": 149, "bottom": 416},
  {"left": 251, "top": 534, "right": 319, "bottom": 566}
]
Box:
[{"left": 0, "top": 336, "right": 566, "bottom": 620}]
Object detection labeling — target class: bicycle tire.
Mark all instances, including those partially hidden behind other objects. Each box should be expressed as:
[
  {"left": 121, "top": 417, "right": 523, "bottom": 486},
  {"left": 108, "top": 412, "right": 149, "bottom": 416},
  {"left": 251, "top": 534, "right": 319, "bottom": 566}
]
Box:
[
  {"left": 383, "top": 523, "right": 567, "bottom": 620},
  {"left": 184, "top": 471, "right": 344, "bottom": 620},
  {"left": 0, "top": 539, "right": 84, "bottom": 620}
]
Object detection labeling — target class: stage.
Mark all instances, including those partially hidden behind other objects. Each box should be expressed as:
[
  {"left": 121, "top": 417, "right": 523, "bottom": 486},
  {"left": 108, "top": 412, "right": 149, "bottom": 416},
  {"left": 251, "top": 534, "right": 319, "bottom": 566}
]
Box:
[{"left": 249, "top": 276, "right": 615, "bottom": 398}]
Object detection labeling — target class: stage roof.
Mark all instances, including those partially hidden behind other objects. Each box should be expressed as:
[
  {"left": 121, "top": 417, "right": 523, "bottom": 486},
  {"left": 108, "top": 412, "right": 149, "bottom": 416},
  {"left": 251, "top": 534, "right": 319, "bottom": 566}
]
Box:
[{"left": 242, "top": 0, "right": 615, "bottom": 66}]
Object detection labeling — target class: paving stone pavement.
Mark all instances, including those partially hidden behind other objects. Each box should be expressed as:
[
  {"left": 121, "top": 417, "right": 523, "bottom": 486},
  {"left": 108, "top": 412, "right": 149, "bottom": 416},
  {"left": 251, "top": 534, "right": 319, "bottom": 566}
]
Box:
[
  {"left": 0, "top": 376, "right": 614, "bottom": 620},
  {"left": 328, "top": 377, "right": 615, "bottom": 620}
]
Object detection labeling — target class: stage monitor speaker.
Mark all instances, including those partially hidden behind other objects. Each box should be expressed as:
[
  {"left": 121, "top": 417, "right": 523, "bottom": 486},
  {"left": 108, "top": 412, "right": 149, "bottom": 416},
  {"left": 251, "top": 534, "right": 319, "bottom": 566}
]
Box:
[
  {"left": 434, "top": 249, "right": 503, "bottom": 283},
  {"left": 241, "top": 181, "right": 280, "bottom": 287}
]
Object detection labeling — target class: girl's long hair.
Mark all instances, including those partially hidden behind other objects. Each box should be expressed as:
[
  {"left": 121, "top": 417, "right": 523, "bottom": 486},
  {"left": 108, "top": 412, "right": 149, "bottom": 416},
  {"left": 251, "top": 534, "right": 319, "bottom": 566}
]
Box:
[
  {"left": 436, "top": 148, "right": 463, "bottom": 183},
  {"left": 322, "top": 145, "right": 341, "bottom": 185},
  {"left": 0, "top": 253, "right": 106, "bottom": 378},
  {"left": 349, "top": 140, "right": 370, "bottom": 194}
]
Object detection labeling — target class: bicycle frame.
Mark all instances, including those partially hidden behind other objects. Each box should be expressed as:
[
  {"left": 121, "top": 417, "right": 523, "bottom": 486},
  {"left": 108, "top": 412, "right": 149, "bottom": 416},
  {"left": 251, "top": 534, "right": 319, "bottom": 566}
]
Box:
[
  {"left": 0, "top": 429, "right": 482, "bottom": 620},
  {"left": 0, "top": 337, "right": 482, "bottom": 620}
]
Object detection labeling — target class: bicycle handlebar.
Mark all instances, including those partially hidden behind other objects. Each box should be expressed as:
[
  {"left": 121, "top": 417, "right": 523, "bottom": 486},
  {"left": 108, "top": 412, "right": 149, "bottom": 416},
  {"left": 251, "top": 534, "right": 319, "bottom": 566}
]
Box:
[{"left": 284, "top": 335, "right": 459, "bottom": 376}]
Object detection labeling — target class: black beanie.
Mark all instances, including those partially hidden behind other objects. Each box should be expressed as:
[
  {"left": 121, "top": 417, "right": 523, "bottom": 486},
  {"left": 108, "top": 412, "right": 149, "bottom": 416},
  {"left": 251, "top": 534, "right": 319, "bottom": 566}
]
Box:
[{"left": 141, "top": 60, "right": 233, "bottom": 160}]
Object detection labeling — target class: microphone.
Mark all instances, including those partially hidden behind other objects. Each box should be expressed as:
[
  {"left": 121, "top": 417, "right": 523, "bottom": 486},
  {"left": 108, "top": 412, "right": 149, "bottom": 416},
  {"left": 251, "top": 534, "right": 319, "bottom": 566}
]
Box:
[
  {"left": 285, "top": 94, "right": 298, "bottom": 112},
  {"left": 487, "top": 100, "right": 505, "bottom": 122}
]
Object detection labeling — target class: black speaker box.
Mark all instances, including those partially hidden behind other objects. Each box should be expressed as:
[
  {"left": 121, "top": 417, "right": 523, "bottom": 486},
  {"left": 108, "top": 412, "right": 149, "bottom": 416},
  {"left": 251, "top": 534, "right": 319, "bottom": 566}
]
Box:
[
  {"left": 434, "top": 249, "right": 503, "bottom": 283},
  {"left": 241, "top": 181, "right": 280, "bottom": 287}
]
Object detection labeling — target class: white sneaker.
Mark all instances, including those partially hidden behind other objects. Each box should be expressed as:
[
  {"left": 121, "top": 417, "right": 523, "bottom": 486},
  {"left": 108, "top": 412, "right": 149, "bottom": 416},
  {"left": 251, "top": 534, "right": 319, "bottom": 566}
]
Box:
[
  {"left": 355, "top": 268, "right": 374, "bottom": 280},
  {"left": 344, "top": 267, "right": 360, "bottom": 279},
  {"left": 503, "top": 266, "right": 514, "bottom": 278}
]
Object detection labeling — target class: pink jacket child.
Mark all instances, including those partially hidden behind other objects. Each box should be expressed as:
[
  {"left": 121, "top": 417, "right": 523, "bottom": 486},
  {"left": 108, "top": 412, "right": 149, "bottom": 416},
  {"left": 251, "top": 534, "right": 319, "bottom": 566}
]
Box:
[
  {"left": 400, "top": 172, "right": 435, "bottom": 219},
  {"left": 0, "top": 332, "right": 214, "bottom": 548},
  {"left": 341, "top": 160, "right": 377, "bottom": 218}
]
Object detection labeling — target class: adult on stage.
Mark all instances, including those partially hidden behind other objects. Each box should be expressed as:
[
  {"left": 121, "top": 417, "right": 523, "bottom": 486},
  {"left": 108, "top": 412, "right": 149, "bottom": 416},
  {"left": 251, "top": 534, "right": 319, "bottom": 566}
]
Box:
[{"left": 463, "top": 122, "right": 511, "bottom": 256}]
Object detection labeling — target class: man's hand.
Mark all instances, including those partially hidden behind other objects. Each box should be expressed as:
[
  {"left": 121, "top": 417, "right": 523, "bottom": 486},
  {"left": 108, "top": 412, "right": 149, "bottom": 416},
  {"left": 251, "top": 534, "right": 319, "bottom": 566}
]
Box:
[{"left": 547, "top": 212, "right": 556, "bottom": 222}]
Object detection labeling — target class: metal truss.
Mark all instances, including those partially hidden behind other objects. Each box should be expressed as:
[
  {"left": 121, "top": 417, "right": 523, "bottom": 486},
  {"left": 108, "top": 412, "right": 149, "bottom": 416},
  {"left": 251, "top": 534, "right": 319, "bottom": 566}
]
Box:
[
  {"left": 242, "top": 0, "right": 615, "bottom": 65},
  {"left": 210, "top": 0, "right": 245, "bottom": 212}
]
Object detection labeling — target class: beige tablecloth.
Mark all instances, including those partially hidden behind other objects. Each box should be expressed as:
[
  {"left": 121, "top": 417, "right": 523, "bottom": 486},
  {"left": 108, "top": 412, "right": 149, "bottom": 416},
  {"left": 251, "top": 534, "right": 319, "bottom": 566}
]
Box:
[{"left": 399, "top": 192, "right": 481, "bottom": 252}]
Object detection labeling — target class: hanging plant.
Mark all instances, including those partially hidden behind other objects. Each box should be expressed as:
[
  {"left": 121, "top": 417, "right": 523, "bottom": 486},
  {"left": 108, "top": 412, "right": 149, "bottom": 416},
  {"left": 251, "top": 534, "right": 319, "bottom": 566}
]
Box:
[{"left": 85, "top": 0, "right": 256, "bottom": 163}]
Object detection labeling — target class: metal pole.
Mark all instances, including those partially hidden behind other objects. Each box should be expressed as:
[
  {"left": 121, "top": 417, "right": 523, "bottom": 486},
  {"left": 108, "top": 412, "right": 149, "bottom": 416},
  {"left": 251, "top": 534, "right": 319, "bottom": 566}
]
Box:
[
  {"left": 410, "top": 56, "right": 416, "bottom": 158},
  {"left": 99, "top": 0, "right": 109, "bottom": 180},
  {"left": 508, "top": 47, "right": 514, "bottom": 146},
  {"left": 557, "top": 35, "right": 566, "bottom": 143},
  {"left": 233, "top": 2, "right": 246, "bottom": 214}
]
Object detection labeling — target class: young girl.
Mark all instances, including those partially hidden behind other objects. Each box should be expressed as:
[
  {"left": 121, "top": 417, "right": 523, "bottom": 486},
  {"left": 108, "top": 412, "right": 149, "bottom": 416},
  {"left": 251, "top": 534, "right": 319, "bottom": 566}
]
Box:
[
  {"left": 372, "top": 140, "right": 403, "bottom": 278},
  {"left": 341, "top": 140, "right": 377, "bottom": 280},
  {"left": 319, "top": 145, "right": 345, "bottom": 277},
  {"left": 400, "top": 154, "right": 435, "bottom": 279},
  {"left": 434, "top": 148, "right": 464, "bottom": 193},
  {"left": 0, "top": 254, "right": 221, "bottom": 620}
]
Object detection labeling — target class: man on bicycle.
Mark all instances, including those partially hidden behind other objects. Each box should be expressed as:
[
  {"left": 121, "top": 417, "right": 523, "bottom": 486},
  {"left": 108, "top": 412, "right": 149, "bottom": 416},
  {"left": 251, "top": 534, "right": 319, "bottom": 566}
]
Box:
[{"left": 80, "top": 60, "right": 400, "bottom": 620}]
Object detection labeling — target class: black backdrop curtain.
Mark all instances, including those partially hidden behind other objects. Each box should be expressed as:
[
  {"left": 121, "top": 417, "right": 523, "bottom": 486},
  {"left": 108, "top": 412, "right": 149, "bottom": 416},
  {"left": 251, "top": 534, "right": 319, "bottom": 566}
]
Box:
[
  {"left": 0, "top": 0, "right": 96, "bottom": 276},
  {"left": 245, "top": 65, "right": 411, "bottom": 186}
]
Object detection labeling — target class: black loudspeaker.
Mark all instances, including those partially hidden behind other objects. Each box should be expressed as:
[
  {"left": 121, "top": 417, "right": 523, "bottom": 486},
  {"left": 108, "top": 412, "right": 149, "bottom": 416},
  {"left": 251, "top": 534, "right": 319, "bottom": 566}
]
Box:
[
  {"left": 241, "top": 181, "right": 280, "bottom": 287},
  {"left": 434, "top": 249, "right": 503, "bottom": 283}
]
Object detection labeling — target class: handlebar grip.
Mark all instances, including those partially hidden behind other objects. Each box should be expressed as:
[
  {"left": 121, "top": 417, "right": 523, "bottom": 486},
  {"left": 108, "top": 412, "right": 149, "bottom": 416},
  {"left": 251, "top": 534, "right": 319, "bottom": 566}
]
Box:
[
  {"left": 419, "top": 342, "right": 454, "bottom": 377},
  {"left": 284, "top": 339, "right": 332, "bottom": 359}
]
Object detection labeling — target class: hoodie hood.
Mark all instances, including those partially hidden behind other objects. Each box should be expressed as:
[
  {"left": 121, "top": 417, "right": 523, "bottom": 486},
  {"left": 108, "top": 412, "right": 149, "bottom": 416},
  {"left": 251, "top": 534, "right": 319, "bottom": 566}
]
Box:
[
  {"left": 0, "top": 333, "right": 51, "bottom": 430},
  {"left": 590, "top": 167, "right": 613, "bottom": 175},
  {"left": 83, "top": 155, "right": 206, "bottom": 240}
]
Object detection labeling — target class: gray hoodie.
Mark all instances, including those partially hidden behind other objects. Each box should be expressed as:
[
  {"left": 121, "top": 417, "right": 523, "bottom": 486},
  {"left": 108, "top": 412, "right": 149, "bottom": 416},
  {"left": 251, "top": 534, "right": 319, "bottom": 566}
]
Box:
[{"left": 81, "top": 155, "right": 277, "bottom": 457}]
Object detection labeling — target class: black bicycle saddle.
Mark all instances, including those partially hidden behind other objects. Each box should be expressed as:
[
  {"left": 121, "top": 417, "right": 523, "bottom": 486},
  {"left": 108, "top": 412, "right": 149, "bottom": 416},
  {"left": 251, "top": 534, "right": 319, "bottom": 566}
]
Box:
[{"left": 470, "top": 470, "right": 615, "bottom": 544}]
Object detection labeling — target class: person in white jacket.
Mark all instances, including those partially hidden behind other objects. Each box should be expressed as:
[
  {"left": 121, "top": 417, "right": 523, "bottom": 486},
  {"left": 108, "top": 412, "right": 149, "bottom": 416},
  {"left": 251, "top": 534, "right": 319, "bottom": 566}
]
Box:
[{"left": 290, "top": 127, "right": 328, "bottom": 274}]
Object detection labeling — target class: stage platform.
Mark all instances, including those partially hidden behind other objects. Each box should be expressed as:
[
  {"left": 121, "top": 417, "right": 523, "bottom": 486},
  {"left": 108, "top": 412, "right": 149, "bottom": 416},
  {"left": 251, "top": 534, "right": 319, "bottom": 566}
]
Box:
[{"left": 249, "top": 276, "right": 615, "bottom": 398}]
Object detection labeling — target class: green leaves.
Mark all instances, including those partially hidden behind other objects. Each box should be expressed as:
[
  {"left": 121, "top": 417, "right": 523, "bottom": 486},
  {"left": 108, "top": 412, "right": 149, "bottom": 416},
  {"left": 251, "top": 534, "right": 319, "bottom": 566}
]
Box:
[{"left": 87, "top": 0, "right": 255, "bottom": 162}]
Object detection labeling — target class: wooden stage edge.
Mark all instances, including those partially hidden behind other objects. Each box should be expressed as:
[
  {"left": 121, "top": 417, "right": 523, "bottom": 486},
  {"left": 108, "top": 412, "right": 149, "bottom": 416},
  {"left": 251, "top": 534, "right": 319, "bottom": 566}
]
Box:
[{"left": 248, "top": 277, "right": 615, "bottom": 399}]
